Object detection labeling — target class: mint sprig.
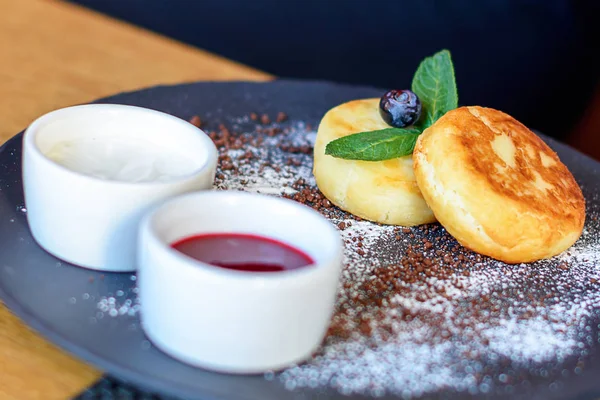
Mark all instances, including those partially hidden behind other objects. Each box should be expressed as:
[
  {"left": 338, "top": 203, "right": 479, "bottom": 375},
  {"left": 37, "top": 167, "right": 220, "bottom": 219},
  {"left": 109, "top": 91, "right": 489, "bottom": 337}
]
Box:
[
  {"left": 412, "top": 49, "right": 458, "bottom": 129},
  {"left": 325, "top": 49, "right": 457, "bottom": 161},
  {"left": 325, "top": 128, "right": 420, "bottom": 161}
]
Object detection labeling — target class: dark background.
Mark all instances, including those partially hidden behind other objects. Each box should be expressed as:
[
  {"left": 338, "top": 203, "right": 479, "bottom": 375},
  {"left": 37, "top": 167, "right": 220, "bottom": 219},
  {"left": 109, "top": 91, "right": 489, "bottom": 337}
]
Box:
[{"left": 66, "top": 0, "right": 600, "bottom": 140}]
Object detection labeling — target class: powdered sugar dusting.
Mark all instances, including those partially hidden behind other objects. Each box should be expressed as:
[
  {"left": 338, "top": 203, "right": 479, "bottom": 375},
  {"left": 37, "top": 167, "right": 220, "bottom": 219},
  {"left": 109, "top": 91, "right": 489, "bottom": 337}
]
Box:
[
  {"left": 200, "top": 114, "right": 600, "bottom": 398},
  {"left": 94, "top": 112, "right": 600, "bottom": 398}
]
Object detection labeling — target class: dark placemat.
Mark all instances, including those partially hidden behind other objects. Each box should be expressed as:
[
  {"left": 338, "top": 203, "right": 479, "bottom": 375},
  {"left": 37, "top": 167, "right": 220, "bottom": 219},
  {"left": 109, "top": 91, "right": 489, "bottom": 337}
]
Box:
[{"left": 74, "top": 376, "right": 185, "bottom": 400}]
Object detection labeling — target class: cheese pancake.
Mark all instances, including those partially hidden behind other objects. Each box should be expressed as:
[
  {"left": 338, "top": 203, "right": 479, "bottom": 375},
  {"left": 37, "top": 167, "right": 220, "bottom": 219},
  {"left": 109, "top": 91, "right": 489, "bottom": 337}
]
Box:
[
  {"left": 413, "top": 106, "right": 585, "bottom": 263},
  {"left": 313, "top": 99, "right": 435, "bottom": 226}
]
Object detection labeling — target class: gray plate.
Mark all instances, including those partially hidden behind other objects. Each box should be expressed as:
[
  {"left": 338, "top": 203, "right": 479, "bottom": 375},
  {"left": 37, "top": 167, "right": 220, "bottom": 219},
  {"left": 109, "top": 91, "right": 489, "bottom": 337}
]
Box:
[{"left": 1, "top": 80, "right": 600, "bottom": 400}]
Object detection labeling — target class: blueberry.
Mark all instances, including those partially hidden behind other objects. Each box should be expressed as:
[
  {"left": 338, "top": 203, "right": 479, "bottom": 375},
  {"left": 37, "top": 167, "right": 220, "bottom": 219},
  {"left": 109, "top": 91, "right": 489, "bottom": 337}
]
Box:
[{"left": 379, "top": 89, "right": 422, "bottom": 128}]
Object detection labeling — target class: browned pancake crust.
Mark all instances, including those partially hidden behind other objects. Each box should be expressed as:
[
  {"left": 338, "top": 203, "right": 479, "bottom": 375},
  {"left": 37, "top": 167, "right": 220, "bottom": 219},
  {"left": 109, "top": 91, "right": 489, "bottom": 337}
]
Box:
[
  {"left": 413, "top": 106, "right": 585, "bottom": 263},
  {"left": 461, "top": 107, "right": 583, "bottom": 219}
]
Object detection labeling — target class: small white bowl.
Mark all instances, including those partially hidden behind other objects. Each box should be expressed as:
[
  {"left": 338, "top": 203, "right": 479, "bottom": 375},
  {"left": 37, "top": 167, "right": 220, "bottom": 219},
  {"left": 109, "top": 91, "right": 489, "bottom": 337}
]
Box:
[
  {"left": 137, "top": 191, "right": 343, "bottom": 374},
  {"left": 22, "top": 104, "right": 218, "bottom": 272}
]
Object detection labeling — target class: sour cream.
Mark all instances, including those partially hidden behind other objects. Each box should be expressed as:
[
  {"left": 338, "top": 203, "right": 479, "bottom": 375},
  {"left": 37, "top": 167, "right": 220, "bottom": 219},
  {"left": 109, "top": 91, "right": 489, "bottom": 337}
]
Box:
[
  {"left": 45, "top": 135, "right": 200, "bottom": 183},
  {"left": 23, "top": 103, "right": 218, "bottom": 272}
]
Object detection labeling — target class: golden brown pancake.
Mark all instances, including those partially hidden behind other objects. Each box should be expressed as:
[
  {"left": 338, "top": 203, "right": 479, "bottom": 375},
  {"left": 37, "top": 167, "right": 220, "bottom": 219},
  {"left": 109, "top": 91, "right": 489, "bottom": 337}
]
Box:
[
  {"left": 413, "top": 106, "right": 585, "bottom": 263},
  {"left": 313, "top": 99, "right": 436, "bottom": 226}
]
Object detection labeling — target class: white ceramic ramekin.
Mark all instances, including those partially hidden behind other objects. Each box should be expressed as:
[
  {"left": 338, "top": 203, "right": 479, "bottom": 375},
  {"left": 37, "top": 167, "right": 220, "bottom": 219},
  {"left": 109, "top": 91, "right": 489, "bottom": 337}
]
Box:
[
  {"left": 22, "top": 104, "right": 218, "bottom": 272},
  {"left": 137, "top": 191, "right": 343, "bottom": 374}
]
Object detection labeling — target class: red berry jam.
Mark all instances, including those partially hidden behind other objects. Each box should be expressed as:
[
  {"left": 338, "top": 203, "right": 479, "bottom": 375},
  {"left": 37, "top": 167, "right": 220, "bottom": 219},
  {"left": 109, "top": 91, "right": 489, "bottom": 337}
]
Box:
[{"left": 171, "top": 233, "right": 314, "bottom": 273}]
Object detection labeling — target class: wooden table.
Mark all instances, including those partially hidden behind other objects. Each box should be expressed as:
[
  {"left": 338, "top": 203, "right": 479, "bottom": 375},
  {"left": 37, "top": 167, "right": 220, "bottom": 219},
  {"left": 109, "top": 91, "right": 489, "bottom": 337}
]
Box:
[{"left": 0, "top": 1, "right": 270, "bottom": 399}]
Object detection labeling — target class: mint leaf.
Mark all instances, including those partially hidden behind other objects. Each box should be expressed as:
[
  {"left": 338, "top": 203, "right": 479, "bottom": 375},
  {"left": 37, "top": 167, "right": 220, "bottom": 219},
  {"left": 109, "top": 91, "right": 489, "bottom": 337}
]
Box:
[
  {"left": 411, "top": 49, "right": 458, "bottom": 129},
  {"left": 325, "top": 128, "right": 421, "bottom": 161}
]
